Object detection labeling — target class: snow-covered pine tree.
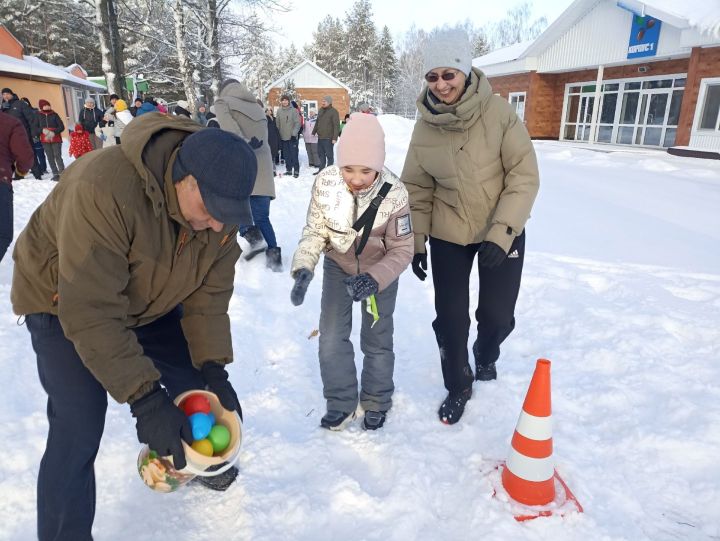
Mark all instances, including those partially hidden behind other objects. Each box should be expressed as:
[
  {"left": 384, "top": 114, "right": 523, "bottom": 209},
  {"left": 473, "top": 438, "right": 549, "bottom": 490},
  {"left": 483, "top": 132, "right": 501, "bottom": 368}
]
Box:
[
  {"left": 277, "top": 43, "right": 304, "bottom": 76},
  {"left": 344, "top": 0, "right": 377, "bottom": 107},
  {"left": 308, "top": 15, "right": 348, "bottom": 83},
  {"left": 0, "top": 0, "right": 101, "bottom": 73},
  {"left": 372, "top": 25, "right": 398, "bottom": 113}
]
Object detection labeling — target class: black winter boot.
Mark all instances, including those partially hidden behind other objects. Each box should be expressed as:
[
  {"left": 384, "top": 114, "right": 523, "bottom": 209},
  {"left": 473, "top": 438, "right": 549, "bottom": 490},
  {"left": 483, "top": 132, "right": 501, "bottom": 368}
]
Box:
[
  {"left": 475, "top": 362, "right": 497, "bottom": 381},
  {"left": 472, "top": 340, "right": 497, "bottom": 381},
  {"left": 438, "top": 388, "right": 472, "bottom": 425},
  {"left": 362, "top": 410, "right": 386, "bottom": 431},
  {"left": 320, "top": 410, "right": 356, "bottom": 431},
  {"left": 240, "top": 226, "right": 267, "bottom": 261},
  {"left": 265, "top": 247, "right": 283, "bottom": 272},
  {"left": 192, "top": 464, "right": 239, "bottom": 491}
]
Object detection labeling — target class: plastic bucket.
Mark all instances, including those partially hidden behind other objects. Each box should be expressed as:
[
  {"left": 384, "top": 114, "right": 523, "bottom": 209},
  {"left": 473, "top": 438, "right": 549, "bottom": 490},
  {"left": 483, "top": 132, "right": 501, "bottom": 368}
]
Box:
[{"left": 137, "top": 389, "right": 242, "bottom": 492}]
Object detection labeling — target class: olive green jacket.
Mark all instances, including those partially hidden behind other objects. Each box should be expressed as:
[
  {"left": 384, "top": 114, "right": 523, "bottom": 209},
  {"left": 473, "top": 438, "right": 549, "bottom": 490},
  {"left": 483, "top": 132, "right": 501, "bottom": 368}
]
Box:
[
  {"left": 11, "top": 114, "right": 241, "bottom": 403},
  {"left": 401, "top": 67, "right": 539, "bottom": 254}
]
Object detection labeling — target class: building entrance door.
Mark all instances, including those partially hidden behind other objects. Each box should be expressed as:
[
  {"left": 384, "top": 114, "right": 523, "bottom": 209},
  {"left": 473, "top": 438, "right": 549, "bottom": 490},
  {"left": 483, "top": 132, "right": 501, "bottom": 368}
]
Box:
[{"left": 636, "top": 91, "right": 669, "bottom": 146}]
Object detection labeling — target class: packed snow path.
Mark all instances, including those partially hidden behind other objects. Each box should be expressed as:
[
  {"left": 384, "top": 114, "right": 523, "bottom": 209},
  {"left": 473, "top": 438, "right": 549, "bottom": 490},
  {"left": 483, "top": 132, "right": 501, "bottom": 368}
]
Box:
[{"left": 1, "top": 117, "right": 719, "bottom": 540}]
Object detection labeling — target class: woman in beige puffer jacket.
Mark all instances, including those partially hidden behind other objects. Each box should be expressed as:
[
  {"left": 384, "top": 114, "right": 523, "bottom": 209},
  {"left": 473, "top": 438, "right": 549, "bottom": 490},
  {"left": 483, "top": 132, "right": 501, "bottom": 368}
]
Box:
[{"left": 401, "top": 29, "right": 539, "bottom": 425}]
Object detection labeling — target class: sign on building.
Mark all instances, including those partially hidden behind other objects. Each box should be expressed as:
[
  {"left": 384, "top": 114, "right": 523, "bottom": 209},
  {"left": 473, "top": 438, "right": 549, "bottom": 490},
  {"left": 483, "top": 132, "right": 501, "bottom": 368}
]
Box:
[{"left": 627, "top": 16, "right": 662, "bottom": 59}]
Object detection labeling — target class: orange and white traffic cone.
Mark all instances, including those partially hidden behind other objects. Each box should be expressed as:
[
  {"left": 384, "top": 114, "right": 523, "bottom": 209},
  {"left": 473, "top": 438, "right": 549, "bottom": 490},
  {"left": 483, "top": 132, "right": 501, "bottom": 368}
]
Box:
[{"left": 495, "top": 359, "right": 582, "bottom": 521}]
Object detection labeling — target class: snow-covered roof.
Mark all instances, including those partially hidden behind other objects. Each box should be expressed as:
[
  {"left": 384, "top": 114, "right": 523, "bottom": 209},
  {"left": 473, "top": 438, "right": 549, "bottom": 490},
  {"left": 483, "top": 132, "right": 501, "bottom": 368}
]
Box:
[
  {"left": 474, "top": 40, "right": 535, "bottom": 67},
  {"left": 266, "top": 59, "right": 351, "bottom": 94},
  {"left": 473, "top": 40, "right": 537, "bottom": 74},
  {"left": 0, "top": 53, "right": 105, "bottom": 89},
  {"left": 473, "top": 0, "right": 720, "bottom": 74}
]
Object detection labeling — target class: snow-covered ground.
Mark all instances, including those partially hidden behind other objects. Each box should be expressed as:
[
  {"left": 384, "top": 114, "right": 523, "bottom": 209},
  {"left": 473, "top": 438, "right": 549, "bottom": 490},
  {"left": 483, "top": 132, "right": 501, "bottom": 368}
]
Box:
[{"left": 1, "top": 117, "right": 719, "bottom": 541}]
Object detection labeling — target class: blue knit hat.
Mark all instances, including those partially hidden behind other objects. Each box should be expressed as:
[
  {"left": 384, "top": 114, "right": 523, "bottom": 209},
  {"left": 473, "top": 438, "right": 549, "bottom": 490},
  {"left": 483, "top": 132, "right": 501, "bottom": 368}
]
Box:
[{"left": 172, "top": 129, "right": 257, "bottom": 226}]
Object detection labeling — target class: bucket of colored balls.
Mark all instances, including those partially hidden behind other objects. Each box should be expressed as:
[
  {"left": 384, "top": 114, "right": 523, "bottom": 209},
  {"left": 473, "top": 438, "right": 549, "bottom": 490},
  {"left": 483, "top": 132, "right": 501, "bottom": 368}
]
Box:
[{"left": 137, "top": 389, "right": 243, "bottom": 492}]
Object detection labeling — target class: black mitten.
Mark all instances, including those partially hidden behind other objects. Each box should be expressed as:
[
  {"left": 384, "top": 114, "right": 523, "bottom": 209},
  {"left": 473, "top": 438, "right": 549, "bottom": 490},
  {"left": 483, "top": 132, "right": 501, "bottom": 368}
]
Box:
[
  {"left": 201, "top": 362, "right": 242, "bottom": 420},
  {"left": 411, "top": 253, "right": 427, "bottom": 281},
  {"left": 343, "top": 273, "right": 379, "bottom": 302},
  {"left": 130, "top": 384, "right": 192, "bottom": 469},
  {"left": 291, "top": 268, "right": 313, "bottom": 306}
]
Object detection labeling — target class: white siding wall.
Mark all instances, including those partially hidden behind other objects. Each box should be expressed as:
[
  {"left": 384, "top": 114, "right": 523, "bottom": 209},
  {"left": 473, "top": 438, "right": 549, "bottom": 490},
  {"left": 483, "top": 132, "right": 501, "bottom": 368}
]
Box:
[
  {"left": 276, "top": 64, "right": 342, "bottom": 89},
  {"left": 689, "top": 133, "right": 720, "bottom": 150},
  {"left": 538, "top": 0, "right": 690, "bottom": 73}
]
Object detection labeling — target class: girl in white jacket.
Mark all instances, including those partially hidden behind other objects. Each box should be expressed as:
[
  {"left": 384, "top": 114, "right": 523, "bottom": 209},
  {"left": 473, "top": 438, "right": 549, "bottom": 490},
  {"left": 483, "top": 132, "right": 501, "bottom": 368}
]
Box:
[{"left": 290, "top": 114, "right": 413, "bottom": 431}]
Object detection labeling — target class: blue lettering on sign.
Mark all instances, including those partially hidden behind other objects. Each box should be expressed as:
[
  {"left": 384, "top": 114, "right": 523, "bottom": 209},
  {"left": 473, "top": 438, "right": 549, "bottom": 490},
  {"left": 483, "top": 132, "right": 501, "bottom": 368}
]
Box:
[{"left": 628, "top": 15, "right": 661, "bottom": 59}]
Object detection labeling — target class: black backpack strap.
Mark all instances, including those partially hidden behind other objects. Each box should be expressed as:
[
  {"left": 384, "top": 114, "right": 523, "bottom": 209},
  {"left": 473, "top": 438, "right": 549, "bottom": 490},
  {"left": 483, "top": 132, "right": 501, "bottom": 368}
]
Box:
[{"left": 352, "top": 182, "right": 392, "bottom": 257}]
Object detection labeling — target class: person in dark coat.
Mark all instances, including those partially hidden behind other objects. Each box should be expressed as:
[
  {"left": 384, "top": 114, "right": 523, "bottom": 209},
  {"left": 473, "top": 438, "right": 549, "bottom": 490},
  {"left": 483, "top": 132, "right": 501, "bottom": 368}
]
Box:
[
  {"left": 36, "top": 99, "right": 66, "bottom": 181},
  {"left": 11, "top": 117, "right": 252, "bottom": 539},
  {"left": 22, "top": 97, "right": 48, "bottom": 176},
  {"left": 78, "top": 97, "right": 104, "bottom": 150},
  {"left": 2, "top": 88, "right": 43, "bottom": 179},
  {"left": 0, "top": 113, "right": 34, "bottom": 262},
  {"left": 312, "top": 95, "right": 340, "bottom": 172},
  {"left": 265, "top": 107, "right": 280, "bottom": 168}
]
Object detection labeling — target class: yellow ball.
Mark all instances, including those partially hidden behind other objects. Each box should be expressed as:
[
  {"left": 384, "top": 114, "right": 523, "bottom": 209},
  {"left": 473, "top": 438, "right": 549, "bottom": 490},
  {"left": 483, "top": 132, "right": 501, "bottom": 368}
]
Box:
[{"left": 191, "top": 439, "right": 214, "bottom": 457}]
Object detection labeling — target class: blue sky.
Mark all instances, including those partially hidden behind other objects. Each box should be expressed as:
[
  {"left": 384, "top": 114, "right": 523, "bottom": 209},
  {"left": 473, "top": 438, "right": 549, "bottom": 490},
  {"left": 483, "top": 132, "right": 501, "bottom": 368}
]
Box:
[{"left": 261, "top": 0, "right": 575, "bottom": 49}]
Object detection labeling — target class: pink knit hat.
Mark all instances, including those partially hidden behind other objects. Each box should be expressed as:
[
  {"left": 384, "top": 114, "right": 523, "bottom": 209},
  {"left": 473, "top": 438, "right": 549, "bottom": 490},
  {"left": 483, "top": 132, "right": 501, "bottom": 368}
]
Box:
[{"left": 337, "top": 113, "right": 385, "bottom": 173}]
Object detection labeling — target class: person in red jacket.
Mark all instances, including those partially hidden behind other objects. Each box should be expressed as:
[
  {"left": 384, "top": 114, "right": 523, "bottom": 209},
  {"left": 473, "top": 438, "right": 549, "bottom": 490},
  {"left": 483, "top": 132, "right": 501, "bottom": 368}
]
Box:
[
  {"left": 68, "top": 124, "right": 93, "bottom": 159},
  {"left": 0, "top": 113, "right": 34, "bottom": 262},
  {"left": 37, "top": 99, "right": 66, "bottom": 181}
]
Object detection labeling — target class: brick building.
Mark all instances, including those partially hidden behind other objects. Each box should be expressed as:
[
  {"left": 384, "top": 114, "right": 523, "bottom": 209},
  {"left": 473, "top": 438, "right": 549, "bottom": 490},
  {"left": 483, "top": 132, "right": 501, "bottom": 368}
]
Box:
[
  {"left": 0, "top": 25, "right": 105, "bottom": 138},
  {"left": 473, "top": 0, "right": 720, "bottom": 152},
  {"left": 266, "top": 60, "right": 351, "bottom": 120}
]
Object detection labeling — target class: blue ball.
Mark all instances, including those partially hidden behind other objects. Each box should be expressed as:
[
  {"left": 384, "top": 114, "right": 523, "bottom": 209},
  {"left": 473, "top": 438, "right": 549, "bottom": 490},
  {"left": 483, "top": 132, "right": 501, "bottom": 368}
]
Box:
[{"left": 189, "top": 412, "right": 214, "bottom": 440}]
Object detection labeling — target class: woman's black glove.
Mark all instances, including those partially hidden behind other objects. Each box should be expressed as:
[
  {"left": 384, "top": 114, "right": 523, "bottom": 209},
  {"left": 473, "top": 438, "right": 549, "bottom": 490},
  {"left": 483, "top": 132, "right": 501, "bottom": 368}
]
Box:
[
  {"left": 411, "top": 253, "right": 427, "bottom": 281},
  {"left": 477, "top": 241, "right": 507, "bottom": 268},
  {"left": 291, "top": 268, "right": 313, "bottom": 306},
  {"left": 130, "top": 383, "right": 192, "bottom": 469},
  {"left": 343, "top": 273, "right": 378, "bottom": 302},
  {"left": 201, "top": 362, "right": 243, "bottom": 421}
]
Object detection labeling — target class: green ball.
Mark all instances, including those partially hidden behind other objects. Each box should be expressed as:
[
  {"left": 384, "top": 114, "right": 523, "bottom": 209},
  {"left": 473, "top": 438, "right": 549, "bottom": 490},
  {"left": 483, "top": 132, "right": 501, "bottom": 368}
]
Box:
[{"left": 208, "top": 424, "right": 231, "bottom": 453}]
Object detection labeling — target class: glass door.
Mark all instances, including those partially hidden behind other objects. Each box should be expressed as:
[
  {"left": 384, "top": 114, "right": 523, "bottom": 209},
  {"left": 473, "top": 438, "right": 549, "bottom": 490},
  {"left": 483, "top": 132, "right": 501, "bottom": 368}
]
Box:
[
  {"left": 637, "top": 91, "right": 669, "bottom": 146},
  {"left": 577, "top": 95, "right": 595, "bottom": 141}
]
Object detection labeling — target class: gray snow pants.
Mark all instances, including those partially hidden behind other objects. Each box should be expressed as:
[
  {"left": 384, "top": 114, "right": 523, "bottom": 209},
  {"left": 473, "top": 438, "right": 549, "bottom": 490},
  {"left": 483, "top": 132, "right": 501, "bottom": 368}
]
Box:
[
  {"left": 318, "top": 257, "right": 398, "bottom": 414},
  {"left": 42, "top": 142, "right": 65, "bottom": 176}
]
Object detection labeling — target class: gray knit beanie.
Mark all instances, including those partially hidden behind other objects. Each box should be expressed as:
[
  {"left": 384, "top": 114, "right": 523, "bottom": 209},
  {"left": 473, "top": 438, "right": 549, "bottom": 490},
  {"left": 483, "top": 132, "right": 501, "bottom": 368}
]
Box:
[
  {"left": 323, "top": 95, "right": 333, "bottom": 105},
  {"left": 423, "top": 28, "right": 473, "bottom": 76}
]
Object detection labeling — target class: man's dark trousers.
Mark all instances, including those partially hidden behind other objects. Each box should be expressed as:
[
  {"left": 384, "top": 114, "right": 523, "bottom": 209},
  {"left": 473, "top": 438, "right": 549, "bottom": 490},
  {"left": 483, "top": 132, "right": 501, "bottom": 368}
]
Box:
[
  {"left": 0, "top": 182, "right": 12, "bottom": 263},
  {"left": 27, "top": 305, "right": 204, "bottom": 541},
  {"left": 317, "top": 138, "right": 334, "bottom": 168},
  {"left": 280, "top": 138, "right": 299, "bottom": 174},
  {"left": 429, "top": 231, "right": 525, "bottom": 395}
]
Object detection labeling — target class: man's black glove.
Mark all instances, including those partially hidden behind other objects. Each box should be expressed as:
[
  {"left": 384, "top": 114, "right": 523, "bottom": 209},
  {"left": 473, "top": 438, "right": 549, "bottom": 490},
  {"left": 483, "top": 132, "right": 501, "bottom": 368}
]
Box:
[
  {"left": 343, "top": 273, "right": 378, "bottom": 302},
  {"left": 130, "top": 383, "right": 192, "bottom": 470},
  {"left": 201, "top": 362, "right": 242, "bottom": 421},
  {"left": 290, "top": 136, "right": 297, "bottom": 143},
  {"left": 477, "top": 241, "right": 507, "bottom": 268},
  {"left": 291, "top": 268, "right": 313, "bottom": 306},
  {"left": 412, "top": 253, "right": 427, "bottom": 281}
]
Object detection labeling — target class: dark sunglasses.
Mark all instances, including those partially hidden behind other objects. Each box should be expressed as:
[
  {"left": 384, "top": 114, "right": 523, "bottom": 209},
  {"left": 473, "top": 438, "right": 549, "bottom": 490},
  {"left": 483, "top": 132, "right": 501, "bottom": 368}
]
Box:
[{"left": 424, "top": 71, "right": 459, "bottom": 83}]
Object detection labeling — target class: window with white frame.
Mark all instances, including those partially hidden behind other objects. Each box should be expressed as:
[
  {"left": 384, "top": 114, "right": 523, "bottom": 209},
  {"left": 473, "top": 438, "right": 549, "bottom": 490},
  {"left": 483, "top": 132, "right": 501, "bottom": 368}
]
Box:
[
  {"left": 699, "top": 83, "right": 720, "bottom": 132},
  {"left": 509, "top": 92, "right": 526, "bottom": 121}
]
